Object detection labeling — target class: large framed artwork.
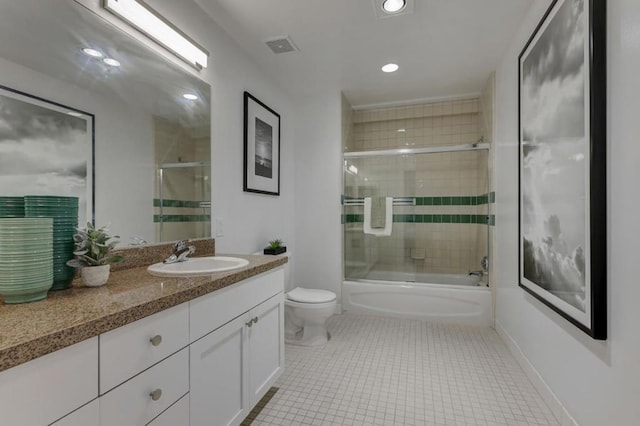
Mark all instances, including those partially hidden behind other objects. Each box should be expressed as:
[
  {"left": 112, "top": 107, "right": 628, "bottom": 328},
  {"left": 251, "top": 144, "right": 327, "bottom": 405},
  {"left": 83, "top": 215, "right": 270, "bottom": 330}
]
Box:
[
  {"left": 243, "top": 91, "right": 280, "bottom": 196},
  {"left": 0, "top": 86, "right": 94, "bottom": 224},
  {"left": 518, "top": 0, "right": 606, "bottom": 339}
]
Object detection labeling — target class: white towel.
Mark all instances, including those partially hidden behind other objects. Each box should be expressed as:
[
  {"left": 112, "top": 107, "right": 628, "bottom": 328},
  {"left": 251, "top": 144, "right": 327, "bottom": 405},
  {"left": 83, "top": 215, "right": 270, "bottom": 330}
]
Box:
[{"left": 364, "top": 197, "right": 393, "bottom": 236}]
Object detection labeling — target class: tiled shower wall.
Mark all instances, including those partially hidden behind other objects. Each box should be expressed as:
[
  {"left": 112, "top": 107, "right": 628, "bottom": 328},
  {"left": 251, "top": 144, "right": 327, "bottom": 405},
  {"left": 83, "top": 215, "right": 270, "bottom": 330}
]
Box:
[{"left": 344, "top": 98, "right": 491, "bottom": 277}]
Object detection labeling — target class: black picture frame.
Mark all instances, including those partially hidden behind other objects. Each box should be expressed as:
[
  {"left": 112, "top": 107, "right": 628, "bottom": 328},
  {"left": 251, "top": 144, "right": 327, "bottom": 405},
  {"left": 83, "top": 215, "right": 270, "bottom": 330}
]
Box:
[
  {"left": 243, "top": 91, "right": 280, "bottom": 196},
  {"left": 0, "top": 85, "right": 95, "bottom": 225},
  {"left": 518, "top": 0, "right": 606, "bottom": 339}
]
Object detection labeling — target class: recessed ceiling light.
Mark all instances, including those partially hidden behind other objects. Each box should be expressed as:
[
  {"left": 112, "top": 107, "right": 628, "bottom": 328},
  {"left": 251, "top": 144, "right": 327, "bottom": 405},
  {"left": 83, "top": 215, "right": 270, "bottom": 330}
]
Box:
[
  {"left": 103, "top": 57, "right": 121, "bottom": 67},
  {"left": 381, "top": 63, "right": 399, "bottom": 73},
  {"left": 382, "top": 0, "right": 406, "bottom": 13},
  {"left": 82, "top": 48, "right": 103, "bottom": 58},
  {"left": 183, "top": 93, "right": 198, "bottom": 100}
]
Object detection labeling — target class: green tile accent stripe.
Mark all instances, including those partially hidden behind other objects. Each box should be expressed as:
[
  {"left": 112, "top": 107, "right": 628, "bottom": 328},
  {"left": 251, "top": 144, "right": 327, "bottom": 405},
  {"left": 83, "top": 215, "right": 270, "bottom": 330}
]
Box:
[
  {"left": 342, "top": 214, "right": 496, "bottom": 226},
  {"left": 153, "top": 214, "right": 211, "bottom": 223},
  {"left": 343, "top": 193, "right": 495, "bottom": 206},
  {"left": 153, "top": 199, "right": 210, "bottom": 208},
  {"left": 414, "top": 193, "right": 495, "bottom": 206}
]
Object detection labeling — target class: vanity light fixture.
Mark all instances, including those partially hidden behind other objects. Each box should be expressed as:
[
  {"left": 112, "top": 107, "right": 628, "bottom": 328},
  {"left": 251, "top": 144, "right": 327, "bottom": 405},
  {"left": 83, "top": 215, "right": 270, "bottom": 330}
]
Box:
[
  {"left": 82, "top": 48, "right": 103, "bottom": 58},
  {"left": 381, "top": 63, "right": 399, "bottom": 73},
  {"left": 103, "top": 0, "right": 209, "bottom": 70},
  {"left": 182, "top": 93, "right": 198, "bottom": 100},
  {"left": 382, "top": 0, "right": 406, "bottom": 13},
  {"left": 102, "top": 57, "right": 121, "bottom": 67}
]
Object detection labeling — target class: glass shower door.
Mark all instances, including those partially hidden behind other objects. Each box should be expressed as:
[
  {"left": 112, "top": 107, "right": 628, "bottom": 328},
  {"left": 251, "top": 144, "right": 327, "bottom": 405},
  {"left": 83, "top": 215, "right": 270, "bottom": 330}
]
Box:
[{"left": 155, "top": 161, "right": 211, "bottom": 242}]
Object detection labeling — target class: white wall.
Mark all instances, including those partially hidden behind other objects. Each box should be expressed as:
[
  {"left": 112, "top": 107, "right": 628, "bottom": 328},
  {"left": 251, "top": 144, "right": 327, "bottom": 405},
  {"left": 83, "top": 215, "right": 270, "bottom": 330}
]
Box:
[
  {"left": 494, "top": 0, "right": 640, "bottom": 424},
  {"left": 131, "top": 0, "right": 297, "bottom": 255},
  {"left": 293, "top": 92, "right": 343, "bottom": 296}
]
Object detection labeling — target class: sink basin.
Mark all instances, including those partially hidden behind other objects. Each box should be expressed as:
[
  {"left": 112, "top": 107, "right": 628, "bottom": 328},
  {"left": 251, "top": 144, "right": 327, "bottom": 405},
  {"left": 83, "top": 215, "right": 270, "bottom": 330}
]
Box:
[{"left": 147, "top": 256, "right": 250, "bottom": 277}]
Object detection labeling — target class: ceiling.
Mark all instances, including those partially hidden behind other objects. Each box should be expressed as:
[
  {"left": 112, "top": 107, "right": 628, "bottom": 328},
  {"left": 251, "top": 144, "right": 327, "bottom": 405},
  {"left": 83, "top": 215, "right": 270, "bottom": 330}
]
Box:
[
  {"left": 0, "top": 0, "right": 210, "bottom": 126},
  {"left": 195, "top": 0, "right": 532, "bottom": 107}
]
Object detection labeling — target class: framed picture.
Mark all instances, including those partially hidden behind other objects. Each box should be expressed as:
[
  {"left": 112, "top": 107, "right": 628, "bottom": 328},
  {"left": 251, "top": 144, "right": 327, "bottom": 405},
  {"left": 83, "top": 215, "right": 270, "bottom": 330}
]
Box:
[
  {"left": 518, "top": 0, "right": 606, "bottom": 339},
  {"left": 0, "top": 85, "right": 94, "bottom": 224},
  {"left": 243, "top": 91, "right": 280, "bottom": 196}
]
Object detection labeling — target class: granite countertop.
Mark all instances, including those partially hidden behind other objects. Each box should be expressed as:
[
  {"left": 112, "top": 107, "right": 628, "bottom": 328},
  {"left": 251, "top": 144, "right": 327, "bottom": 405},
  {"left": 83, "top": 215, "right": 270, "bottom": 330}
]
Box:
[{"left": 0, "top": 254, "right": 287, "bottom": 373}]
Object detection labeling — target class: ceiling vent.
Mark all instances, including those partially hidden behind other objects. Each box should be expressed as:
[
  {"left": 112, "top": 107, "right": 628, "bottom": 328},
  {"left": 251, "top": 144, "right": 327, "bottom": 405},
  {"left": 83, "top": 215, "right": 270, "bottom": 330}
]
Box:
[{"left": 265, "top": 36, "right": 298, "bottom": 54}]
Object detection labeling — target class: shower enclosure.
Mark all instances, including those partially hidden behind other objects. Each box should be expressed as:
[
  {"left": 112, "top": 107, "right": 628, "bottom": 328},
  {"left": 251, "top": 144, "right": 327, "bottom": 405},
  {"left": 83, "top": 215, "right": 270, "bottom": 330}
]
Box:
[
  {"left": 341, "top": 97, "right": 494, "bottom": 324},
  {"left": 153, "top": 115, "right": 211, "bottom": 243},
  {"left": 343, "top": 144, "right": 490, "bottom": 282},
  {"left": 155, "top": 161, "right": 211, "bottom": 242}
]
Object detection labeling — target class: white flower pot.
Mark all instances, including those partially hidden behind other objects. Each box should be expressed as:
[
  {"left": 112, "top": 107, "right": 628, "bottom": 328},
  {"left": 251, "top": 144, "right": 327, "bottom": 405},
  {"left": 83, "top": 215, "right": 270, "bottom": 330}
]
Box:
[{"left": 81, "top": 264, "right": 111, "bottom": 287}]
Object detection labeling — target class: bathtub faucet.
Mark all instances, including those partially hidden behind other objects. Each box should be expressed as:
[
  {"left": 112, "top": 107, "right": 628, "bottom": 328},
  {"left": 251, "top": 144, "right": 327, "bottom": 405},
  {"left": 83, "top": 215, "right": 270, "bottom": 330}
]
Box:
[
  {"left": 468, "top": 270, "right": 485, "bottom": 277},
  {"left": 164, "top": 240, "right": 196, "bottom": 264}
]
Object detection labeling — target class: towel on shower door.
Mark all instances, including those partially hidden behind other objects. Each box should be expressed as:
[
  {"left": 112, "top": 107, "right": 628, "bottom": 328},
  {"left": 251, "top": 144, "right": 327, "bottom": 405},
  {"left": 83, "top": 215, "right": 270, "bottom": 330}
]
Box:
[
  {"left": 370, "top": 196, "right": 386, "bottom": 228},
  {"left": 364, "top": 197, "right": 393, "bottom": 237}
]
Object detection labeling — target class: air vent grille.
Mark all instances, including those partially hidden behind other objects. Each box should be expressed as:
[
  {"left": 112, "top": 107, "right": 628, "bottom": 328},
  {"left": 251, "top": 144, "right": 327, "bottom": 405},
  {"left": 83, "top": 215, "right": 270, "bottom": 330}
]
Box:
[{"left": 265, "top": 36, "right": 298, "bottom": 54}]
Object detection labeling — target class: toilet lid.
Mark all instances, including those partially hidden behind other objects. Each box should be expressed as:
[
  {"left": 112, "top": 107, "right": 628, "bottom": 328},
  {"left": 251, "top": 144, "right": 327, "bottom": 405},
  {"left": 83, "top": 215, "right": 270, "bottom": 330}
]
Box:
[{"left": 286, "top": 287, "right": 336, "bottom": 303}]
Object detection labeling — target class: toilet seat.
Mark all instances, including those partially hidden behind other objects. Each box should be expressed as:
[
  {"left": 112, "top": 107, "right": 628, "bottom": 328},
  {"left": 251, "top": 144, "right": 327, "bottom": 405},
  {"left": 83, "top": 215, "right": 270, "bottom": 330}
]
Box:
[{"left": 286, "top": 287, "right": 336, "bottom": 304}]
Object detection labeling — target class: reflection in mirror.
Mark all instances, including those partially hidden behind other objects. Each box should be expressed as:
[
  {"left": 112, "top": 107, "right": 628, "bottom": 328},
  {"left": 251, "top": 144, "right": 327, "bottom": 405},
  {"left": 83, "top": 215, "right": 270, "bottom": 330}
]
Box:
[{"left": 0, "top": 0, "right": 211, "bottom": 246}]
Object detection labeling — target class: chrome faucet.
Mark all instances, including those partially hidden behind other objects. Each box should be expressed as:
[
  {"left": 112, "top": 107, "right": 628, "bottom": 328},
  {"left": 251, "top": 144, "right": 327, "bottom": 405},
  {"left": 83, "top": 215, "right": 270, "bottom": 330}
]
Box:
[
  {"left": 468, "top": 270, "right": 485, "bottom": 277},
  {"left": 164, "top": 240, "right": 196, "bottom": 264}
]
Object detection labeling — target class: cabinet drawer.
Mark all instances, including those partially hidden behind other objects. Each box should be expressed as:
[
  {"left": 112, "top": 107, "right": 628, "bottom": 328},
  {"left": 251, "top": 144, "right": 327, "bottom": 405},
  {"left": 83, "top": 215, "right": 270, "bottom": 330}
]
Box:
[
  {"left": 190, "top": 268, "right": 284, "bottom": 342},
  {"left": 100, "top": 347, "right": 189, "bottom": 426},
  {"left": 0, "top": 337, "right": 98, "bottom": 426},
  {"left": 100, "top": 303, "right": 189, "bottom": 393},
  {"left": 147, "top": 393, "right": 189, "bottom": 426},
  {"left": 51, "top": 399, "right": 99, "bottom": 426}
]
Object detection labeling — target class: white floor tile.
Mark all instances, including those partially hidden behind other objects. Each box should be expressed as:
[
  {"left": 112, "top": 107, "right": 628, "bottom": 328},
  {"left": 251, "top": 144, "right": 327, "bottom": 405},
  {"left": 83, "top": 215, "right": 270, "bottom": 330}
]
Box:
[{"left": 251, "top": 314, "right": 559, "bottom": 425}]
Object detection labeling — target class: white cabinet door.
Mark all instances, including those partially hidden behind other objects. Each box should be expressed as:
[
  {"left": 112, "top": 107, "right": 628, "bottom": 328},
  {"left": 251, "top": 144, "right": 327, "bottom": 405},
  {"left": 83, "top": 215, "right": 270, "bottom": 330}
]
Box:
[
  {"left": 248, "top": 293, "right": 284, "bottom": 406},
  {"left": 0, "top": 337, "right": 98, "bottom": 426},
  {"left": 190, "top": 313, "right": 250, "bottom": 426},
  {"left": 51, "top": 400, "right": 99, "bottom": 426}
]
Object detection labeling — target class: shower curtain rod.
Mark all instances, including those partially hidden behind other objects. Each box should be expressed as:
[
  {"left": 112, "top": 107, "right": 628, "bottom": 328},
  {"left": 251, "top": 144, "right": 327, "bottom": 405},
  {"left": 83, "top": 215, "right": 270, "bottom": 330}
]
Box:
[{"left": 343, "top": 143, "right": 490, "bottom": 159}]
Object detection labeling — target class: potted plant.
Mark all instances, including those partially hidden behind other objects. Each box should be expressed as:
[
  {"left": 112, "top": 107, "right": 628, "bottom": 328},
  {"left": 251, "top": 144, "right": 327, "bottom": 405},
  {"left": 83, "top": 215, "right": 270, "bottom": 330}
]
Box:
[
  {"left": 263, "top": 238, "right": 286, "bottom": 255},
  {"left": 67, "top": 222, "right": 124, "bottom": 287}
]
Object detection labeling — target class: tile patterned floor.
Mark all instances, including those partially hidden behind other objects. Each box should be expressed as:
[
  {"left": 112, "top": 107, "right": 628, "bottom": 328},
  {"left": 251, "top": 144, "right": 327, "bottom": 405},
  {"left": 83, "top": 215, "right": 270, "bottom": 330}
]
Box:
[{"left": 250, "top": 314, "right": 559, "bottom": 426}]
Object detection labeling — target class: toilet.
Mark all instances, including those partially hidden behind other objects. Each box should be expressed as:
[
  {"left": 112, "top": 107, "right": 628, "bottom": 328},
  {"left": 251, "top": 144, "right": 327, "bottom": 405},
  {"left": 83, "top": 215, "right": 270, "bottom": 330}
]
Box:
[{"left": 279, "top": 252, "right": 337, "bottom": 346}]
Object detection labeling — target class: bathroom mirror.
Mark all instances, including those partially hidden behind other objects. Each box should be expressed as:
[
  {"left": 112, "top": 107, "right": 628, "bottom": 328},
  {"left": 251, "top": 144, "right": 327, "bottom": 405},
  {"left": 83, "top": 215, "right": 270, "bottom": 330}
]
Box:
[{"left": 0, "top": 0, "right": 211, "bottom": 246}]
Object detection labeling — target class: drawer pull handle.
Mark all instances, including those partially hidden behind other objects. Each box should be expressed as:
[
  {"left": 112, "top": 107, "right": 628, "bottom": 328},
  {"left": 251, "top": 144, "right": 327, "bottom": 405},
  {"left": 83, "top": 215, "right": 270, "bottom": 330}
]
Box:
[
  {"left": 245, "top": 317, "right": 259, "bottom": 328},
  {"left": 150, "top": 335, "right": 162, "bottom": 346},
  {"left": 253, "top": 316, "right": 259, "bottom": 324},
  {"left": 150, "top": 388, "right": 162, "bottom": 401}
]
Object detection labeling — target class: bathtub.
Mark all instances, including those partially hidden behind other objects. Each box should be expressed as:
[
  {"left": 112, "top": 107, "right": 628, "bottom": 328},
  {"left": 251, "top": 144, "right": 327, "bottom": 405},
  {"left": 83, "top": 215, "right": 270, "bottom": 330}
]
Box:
[{"left": 342, "top": 272, "right": 492, "bottom": 326}]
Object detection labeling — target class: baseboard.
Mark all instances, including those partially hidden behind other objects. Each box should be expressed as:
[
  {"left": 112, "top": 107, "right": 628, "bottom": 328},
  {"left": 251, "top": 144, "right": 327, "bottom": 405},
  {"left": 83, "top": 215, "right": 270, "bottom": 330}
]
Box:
[{"left": 495, "top": 321, "right": 578, "bottom": 426}]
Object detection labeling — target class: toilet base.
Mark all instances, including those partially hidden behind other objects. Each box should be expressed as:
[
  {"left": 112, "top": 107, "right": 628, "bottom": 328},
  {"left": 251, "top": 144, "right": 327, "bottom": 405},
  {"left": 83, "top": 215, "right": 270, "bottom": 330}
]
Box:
[{"left": 285, "top": 325, "right": 331, "bottom": 346}]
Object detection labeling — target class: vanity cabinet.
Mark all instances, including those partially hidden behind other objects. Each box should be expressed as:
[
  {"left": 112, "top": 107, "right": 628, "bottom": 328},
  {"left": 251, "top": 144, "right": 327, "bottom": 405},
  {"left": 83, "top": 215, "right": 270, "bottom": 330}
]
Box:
[{"left": 0, "top": 266, "right": 284, "bottom": 426}]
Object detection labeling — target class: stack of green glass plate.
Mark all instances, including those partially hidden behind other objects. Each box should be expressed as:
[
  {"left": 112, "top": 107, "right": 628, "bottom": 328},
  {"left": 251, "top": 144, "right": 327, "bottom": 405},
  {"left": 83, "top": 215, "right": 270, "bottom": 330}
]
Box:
[
  {"left": 24, "top": 196, "right": 78, "bottom": 291},
  {"left": 0, "top": 197, "right": 25, "bottom": 218},
  {"left": 0, "top": 218, "right": 53, "bottom": 303}
]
